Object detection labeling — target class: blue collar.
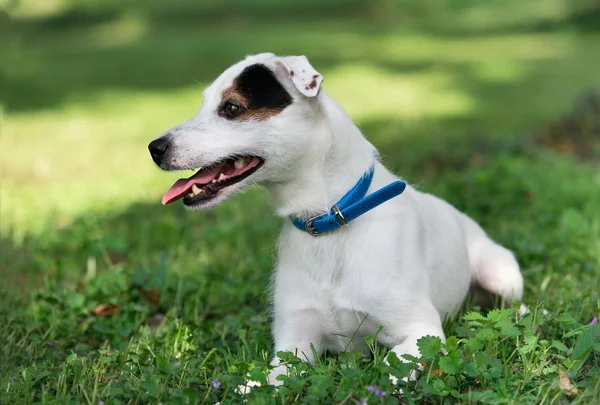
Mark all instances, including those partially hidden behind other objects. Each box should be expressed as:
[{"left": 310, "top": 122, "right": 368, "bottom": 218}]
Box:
[{"left": 290, "top": 165, "right": 407, "bottom": 236}]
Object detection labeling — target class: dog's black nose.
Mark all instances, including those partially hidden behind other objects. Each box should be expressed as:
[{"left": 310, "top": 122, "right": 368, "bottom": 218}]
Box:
[{"left": 148, "top": 137, "right": 170, "bottom": 165}]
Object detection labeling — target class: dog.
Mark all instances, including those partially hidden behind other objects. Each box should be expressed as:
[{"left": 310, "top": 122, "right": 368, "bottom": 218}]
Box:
[{"left": 148, "top": 53, "right": 524, "bottom": 390}]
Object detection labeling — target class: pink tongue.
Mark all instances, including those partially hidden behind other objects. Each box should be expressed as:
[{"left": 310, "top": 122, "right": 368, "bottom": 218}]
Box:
[{"left": 161, "top": 166, "right": 222, "bottom": 205}]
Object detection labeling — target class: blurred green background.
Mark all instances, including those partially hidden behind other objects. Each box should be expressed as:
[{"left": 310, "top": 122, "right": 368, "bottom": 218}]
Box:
[{"left": 1, "top": 0, "right": 600, "bottom": 403}]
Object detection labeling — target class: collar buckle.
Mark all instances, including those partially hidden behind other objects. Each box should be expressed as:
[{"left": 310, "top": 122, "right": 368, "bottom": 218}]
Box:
[{"left": 305, "top": 215, "right": 321, "bottom": 236}]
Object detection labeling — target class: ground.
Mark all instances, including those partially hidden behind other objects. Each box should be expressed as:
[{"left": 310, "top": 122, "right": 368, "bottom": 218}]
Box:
[{"left": 1, "top": 0, "right": 599, "bottom": 404}]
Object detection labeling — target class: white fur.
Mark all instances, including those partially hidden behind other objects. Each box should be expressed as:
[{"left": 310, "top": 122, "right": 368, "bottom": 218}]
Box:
[{"left": 153, "top": 53, "right": 524, "bottom": 389}]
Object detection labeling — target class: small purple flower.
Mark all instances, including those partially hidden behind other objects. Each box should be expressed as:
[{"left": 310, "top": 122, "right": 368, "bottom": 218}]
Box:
[
  {"left": 366, "top": 385, "right": 386, "bottom": 397},
  {"left": 357, "top": 398, "right": 368, "bottom": 405},
  {"left": 10, "top": 376, "right": 17, "bottom": 381},
  {"left": 211, "top": 379, "right": 221, "bottom": 389},
  {"left": 590, "top": 316, "right": 598, "bottom": 326},
  {"left": 97, "top": 401, "right": 104, "bottom": 405}
]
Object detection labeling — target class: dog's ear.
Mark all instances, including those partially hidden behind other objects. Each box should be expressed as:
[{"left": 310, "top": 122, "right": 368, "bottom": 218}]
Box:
[{"left": 274, "top": 56, "right": 323, "bottom": 98}]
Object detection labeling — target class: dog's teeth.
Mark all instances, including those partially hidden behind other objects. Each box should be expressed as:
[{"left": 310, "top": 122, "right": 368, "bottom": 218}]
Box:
[
  {"left": 234, "top": 158, "right": 246, "bottom": 169},
  {"left": 218, "top": 173, "right": 227, "bottom": 181},
  {"left": 191, "top": 184, "right": 201, "bottom": 195},
  {"left": 212, "top": 179, "right": 217, "bottom": 184}
]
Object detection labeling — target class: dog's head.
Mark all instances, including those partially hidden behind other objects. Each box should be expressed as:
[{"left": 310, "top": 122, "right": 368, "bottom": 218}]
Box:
[{"left": 148, "top": 53, "right": 324, "bottom": 209}]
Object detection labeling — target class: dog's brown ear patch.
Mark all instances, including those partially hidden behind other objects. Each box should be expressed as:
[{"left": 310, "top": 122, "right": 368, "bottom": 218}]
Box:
[
  {"left": 219, "top": 63, "right": 292, "bottom": 121},
  {"left": 306, "top": 78, "right": 318, "bottom": 90}
]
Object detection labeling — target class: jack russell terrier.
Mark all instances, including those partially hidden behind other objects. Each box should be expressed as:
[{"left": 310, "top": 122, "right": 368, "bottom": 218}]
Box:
[{"left": 148, "top": 53, "right": 524, "bottom": 390}]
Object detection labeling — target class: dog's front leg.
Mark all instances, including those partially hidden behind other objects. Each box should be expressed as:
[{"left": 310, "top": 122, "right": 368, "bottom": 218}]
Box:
[
  {"left": 381, "top": 306, "right": 446, "bottom": 385},
  {"left": 237, "top": 309, "right": 324, "bottom": 394},
  {"left": 268, "top": 308, "right": 324, "bottom": 385}
]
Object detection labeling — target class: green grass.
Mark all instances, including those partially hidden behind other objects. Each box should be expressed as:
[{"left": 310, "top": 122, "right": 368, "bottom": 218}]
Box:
[{"left": 1, "top": 0, "right": 600, "bottom": 403}]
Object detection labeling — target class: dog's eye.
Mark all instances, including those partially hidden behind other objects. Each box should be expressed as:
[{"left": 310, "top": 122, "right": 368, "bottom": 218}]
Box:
[{"left": 223, "top": 102, "right": 243, "bottom": 119}]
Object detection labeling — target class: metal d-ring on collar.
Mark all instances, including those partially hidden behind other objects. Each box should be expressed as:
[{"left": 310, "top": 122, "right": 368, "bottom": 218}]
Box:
[
  {"left": 331, "top": 205, "right": 347, "bottom": 226},
  {"left": 290, "top": 164, "right": 407, "bottom": 236}
]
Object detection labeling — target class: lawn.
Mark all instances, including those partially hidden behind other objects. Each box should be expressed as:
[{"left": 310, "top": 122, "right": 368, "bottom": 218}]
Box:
[{"left": 1, "top": 0, "right": 599, "bottom": 404}]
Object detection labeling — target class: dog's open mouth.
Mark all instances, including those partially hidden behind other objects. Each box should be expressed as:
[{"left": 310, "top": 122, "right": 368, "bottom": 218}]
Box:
[{"left": 161, "top": 156, "right": 264, "bottom": 206}]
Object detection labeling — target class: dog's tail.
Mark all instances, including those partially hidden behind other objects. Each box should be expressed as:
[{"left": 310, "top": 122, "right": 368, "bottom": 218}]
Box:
[{"left": 462, "top": 215, "right": 524, "bottom": 304}]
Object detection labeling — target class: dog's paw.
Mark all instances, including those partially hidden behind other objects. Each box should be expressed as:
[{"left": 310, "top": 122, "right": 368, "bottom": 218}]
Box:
[
  {"left": 388, "top": 373, "right": 416, "bottom": 397},
  {"left": 384, "top": 352, "right": 420, "bottom": 380},
  {"left": 517, "top": 303, "right": 530, "bottom": 316},
  {"left": 235, "top": 380, "right": 262, "bottom": 395},
  {"left": 388, "top": 373, "right": 405, "bottom": 395},
  {"left": 388, "top": 370, "right": 418, "bottom": 385},
  {"left": 517, "top": 304, "right": 550, "bottom": 317},
  {"left": 386, "top": 353, "right": 419, "bottom": 397}
]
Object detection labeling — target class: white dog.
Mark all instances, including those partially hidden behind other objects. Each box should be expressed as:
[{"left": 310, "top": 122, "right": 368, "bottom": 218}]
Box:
[{"left": 149, "top": 53, "right": 524, "bottom": 389}]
